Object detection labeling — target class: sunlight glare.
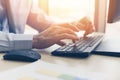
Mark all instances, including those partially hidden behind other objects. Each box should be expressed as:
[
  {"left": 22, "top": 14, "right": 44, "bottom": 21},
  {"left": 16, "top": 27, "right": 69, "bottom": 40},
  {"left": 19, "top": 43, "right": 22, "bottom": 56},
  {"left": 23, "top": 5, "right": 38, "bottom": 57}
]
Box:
[{"left": 49, "top": 0, "right": 95, "bottom": 21}]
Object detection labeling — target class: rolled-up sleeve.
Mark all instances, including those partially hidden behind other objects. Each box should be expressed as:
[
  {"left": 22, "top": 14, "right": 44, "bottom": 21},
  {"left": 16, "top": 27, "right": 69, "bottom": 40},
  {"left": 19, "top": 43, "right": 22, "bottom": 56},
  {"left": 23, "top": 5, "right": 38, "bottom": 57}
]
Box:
[{"left": 0, "top": 32, "right": 33, "bottom": 52}]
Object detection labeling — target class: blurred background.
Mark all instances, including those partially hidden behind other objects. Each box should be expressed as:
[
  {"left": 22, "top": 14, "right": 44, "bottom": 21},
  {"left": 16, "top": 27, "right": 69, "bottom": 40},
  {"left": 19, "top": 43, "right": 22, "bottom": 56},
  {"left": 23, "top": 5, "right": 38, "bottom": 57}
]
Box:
[
  {"left": 25, "top": 0, "right": 120, "bottom": 35},
  {"left": 25, "top": 0, "right": 95, "bottom": 34}
]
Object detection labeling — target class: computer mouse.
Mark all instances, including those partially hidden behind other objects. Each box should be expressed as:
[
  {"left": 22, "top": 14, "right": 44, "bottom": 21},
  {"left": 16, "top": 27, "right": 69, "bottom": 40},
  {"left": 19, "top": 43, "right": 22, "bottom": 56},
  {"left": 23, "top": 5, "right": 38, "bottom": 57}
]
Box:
[{"left": 3, "top": 50, "right": 41, "bottom": 62}]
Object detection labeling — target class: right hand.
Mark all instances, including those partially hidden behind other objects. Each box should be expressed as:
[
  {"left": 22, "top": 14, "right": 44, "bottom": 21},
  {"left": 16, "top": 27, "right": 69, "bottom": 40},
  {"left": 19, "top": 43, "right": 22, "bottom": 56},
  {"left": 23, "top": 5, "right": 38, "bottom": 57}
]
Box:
[
  {"left": 72, "top": 17, "right": 95, "bottom": 37},
  {"left": 32, "top": 23, "right": 79, "bottom": 49}
]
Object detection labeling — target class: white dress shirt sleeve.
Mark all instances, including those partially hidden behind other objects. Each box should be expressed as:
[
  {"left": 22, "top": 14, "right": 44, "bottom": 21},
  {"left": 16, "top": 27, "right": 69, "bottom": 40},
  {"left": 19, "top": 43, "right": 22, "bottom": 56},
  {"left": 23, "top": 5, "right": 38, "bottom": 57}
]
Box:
[{"left": 0, "top": 32, "right": 33, "bottom": 52}]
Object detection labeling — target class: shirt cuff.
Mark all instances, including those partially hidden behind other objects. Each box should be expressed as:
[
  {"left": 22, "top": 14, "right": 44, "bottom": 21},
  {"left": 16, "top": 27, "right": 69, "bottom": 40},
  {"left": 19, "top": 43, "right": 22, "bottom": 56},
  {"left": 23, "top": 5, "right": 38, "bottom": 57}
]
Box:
[{"left": 12, "top": 34, "right": 33, "bottom": 50}]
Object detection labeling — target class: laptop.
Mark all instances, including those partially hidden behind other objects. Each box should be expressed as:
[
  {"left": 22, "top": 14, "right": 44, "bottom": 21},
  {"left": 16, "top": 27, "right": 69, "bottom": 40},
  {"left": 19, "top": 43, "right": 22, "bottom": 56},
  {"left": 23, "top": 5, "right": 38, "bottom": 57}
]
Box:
[
  {"left": 51, "top": 0, "right": 120, "bottom": 57},
  {"left": 92, "top": 0, "right": 120, "bottom": 57}
]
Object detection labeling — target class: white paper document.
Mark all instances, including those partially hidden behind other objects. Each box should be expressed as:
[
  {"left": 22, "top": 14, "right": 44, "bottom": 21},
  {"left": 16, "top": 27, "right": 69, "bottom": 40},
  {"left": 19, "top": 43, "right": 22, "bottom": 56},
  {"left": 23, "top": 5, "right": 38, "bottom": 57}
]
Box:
[{"left": 0, "top": 60, "right": 109, "bottom": 80}]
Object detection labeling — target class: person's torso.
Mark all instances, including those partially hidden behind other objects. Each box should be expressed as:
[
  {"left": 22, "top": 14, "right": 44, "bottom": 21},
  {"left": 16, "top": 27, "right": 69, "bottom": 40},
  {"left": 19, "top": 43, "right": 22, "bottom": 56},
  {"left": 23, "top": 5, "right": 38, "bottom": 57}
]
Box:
[{"left": 0, "top": 0, "right": 32, "bottom": 33}]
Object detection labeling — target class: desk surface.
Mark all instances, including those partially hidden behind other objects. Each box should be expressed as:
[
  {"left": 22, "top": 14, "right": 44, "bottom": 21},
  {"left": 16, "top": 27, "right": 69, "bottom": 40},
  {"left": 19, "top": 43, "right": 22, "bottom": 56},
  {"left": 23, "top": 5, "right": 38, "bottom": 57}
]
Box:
[
  {"left": 0, "top": 24, "right": 120, "bottom": 80},
  {"left": 0, "top": 49, "right": 120, "bottom": 80}
]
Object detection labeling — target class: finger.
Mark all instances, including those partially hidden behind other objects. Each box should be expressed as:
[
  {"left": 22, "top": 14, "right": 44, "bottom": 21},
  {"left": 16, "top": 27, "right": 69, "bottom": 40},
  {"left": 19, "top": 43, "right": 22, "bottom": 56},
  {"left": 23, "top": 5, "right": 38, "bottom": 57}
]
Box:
[
  {"left": 79, "top": 17, "right": 90, "bottom": 24},
  {"left": 75, "top": 22, "right": 85, "bottom": 30},
  {"left": 68, "top": 23, "right": 80, "bottom": 32},
  {"left": 56, "top": 41, "right": 66, "bottom": 46},
  {"left": 59, "top": 23, "right": 79, "bottom": 32},
  {"left": 83, "top": 32, "right": 88, "bottom": 38},
  {"left": 84, "top": 22, "right": 94, "bottom": 37},
  {"left": 57, "top": 30, "right": 79, "bottom": 43},
  {"left": 59, "top": 28, "right": 77, "bottom": 36},
  {"left": 56, "top": 33, "right": 79, "bottom": 41},
  {"left": 72, "top": 39, "right": 78, "bottom": 43},
  {"left": 87, "top": 22, "right": 94, "bottom": 32}
]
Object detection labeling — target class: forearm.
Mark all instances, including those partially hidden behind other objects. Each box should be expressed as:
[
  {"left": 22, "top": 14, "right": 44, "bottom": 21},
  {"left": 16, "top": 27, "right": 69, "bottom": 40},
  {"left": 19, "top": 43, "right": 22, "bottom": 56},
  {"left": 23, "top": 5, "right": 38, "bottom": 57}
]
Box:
[{"left": 27, "top": 10, "right": 54, "bottom": 32}]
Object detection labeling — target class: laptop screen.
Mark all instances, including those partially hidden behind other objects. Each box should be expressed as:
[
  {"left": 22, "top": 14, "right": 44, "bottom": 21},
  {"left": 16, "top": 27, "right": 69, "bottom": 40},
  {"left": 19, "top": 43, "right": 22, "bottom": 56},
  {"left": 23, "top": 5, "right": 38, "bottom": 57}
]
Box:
[{"left": 94, "top": 0, "right": 108, "bottom": 33}]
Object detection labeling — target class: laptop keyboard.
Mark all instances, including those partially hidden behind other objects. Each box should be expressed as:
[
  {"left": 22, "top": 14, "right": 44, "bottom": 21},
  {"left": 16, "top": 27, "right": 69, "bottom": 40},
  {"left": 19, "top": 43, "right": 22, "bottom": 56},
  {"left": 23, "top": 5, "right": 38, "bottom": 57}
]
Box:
[{"left": 51, "top": 33, "right": 104, "bottom": 58}]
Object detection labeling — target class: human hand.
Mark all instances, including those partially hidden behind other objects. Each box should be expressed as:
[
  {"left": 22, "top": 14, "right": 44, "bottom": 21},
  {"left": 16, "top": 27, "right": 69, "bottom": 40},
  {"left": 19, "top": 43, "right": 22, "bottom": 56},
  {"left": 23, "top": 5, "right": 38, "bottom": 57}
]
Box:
[
  {"left": 32, "top": 23, "right": 79, "bottom": 49},
  {"left": 72, "top": 17, "right": 95, "bottom": 37}
]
